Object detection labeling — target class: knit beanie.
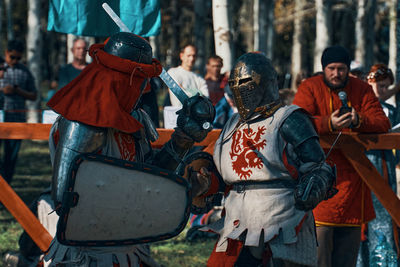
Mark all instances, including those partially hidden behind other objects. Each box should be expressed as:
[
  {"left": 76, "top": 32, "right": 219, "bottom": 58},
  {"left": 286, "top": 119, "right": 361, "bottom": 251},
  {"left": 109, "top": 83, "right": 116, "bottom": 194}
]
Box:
[{"left": 321, "top": 45, "right": 351, "bottom": 70}]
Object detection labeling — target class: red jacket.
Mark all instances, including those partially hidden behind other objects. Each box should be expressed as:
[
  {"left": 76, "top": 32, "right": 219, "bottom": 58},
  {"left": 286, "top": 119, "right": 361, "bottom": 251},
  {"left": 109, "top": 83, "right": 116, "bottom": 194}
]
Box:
[{"left": 293, "top": 75, "right": 391, "bottom": 225}]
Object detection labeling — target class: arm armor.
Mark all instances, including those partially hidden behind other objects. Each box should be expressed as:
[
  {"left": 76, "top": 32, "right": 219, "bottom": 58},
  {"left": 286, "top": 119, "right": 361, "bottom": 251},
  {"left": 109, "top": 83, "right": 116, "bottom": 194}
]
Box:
[
  {"left": 279, "top": 109, "right": 325, "bottom": 163},
  {"left": 51, "top": 117, "right": 107, "bottom": 204},
  {"left": 152, "top": 95, "right": 215, "bottom": 171},
  {"left": 151, "top": 128, "right": 194, "bottom": 171},
  {"left": 280, "top": 110, "right": 337, "bottom": 211}
]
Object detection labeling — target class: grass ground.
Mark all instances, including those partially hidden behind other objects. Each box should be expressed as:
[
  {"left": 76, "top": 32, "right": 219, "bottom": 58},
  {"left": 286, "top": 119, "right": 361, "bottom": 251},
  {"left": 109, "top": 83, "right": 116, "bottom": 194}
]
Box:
[{"left": 0, "top": 140, "right": 216, "bottom": 267}]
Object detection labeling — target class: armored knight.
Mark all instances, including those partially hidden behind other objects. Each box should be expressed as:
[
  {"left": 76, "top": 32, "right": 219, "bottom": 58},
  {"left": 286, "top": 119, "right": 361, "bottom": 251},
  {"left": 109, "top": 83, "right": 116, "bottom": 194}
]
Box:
[
  {"left": 44, "top": 32, "right": 215, "bottom": 267},
  {"left": 190, "top": 52, "right": 336, "bottom": 266}
]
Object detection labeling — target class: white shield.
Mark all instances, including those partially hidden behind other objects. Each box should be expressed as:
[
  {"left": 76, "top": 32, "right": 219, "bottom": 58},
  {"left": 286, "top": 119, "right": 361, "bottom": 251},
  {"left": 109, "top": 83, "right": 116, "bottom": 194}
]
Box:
[{"left": 57, "top": 154, "right": 191, "bottom": 246}]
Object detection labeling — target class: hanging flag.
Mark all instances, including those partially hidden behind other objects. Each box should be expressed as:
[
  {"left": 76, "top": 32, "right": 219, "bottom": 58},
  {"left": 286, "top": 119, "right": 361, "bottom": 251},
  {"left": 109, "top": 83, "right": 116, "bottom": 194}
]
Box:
[{"left": 47, "top": 0, "right": 161, "bottom": 37}]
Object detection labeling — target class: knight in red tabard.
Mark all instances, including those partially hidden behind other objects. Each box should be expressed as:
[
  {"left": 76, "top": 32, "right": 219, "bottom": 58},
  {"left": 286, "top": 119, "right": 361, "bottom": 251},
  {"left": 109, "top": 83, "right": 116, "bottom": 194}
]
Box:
[{"left": 189, "top": 52, "right": 337, "bottom": 266}]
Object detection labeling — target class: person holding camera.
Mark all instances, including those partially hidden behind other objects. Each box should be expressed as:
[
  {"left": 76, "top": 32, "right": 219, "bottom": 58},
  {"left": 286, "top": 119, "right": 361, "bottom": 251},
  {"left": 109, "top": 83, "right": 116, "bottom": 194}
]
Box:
[
  {"left": 0, "top": 40, "right": 37, "bottom": 184},
  {"left": 293, "top": 45, "right": 390, "bottom": 267}
]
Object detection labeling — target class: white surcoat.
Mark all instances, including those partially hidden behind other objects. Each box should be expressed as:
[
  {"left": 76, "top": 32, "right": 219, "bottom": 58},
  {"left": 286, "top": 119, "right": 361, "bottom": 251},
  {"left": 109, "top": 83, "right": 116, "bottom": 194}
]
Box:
[{"left": 206, "top": 105, "right": 317, "bottom": 266}]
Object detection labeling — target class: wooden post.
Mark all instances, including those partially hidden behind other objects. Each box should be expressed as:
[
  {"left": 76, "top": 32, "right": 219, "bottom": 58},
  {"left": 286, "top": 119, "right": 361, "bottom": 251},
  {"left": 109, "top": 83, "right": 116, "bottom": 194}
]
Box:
[{"left": 0, "top": 175, "right": 52, "bottom": 252}]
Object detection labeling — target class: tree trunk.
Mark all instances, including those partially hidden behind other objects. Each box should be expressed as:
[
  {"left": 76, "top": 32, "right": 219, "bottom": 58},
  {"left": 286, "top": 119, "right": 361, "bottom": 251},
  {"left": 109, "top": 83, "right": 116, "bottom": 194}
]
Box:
[
  {"left": 355, "top": 0, "right": 367, "bottom": 67},
  {"left": 253, "top": 0, "right": 265, "bottom": 53},
  {"left": 194, "top": 0, "right": 206, "bottom": 75},
  {"left": 291, "top": 0, "right": 306, "bottom": 91},
  {"left": 212, "top": 0, "right": 233, "bottom": 73},
  {"left": 389, "top": 0, "right": 398, "bottom": 81},
  {"left": 149, "top": 36, "right": 159, "bottom": 60},
  {"left": 388, "top": 0, "right": 400, "bottom": 109},
  {"left": 168, "top": 0, "right": 180, "bottom": 68},
  {"left": 5, "top": 0, "right": 13, "bottom": 41},
  {"left": 26, "top": 0, "right": 42, "bottom": 123},
  {"left": 254, "top": 0, "right": 275, "bottom": 59},
  {"left": 365, "top": 0, "right": 376, "bottom": 69},
  {"left": 265, "top": 0, "right": 275, "bottom": 60},
  {"left": 355, "top": 0, "right": 376, "bottom": 70},
  {"left": 313, "top": 0, "right": 332, "bottom": 73},
  {"left": 58, "top": 34, "right": 68, "bottom": 67},
  {"left": 67, "top": 34, "right": 75, "bottom": 64}
]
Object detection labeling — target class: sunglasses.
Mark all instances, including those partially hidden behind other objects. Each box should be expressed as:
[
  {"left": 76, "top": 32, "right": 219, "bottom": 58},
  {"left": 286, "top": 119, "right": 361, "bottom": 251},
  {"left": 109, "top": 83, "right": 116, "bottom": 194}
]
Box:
[{"left": 10, "top": 55, "right": 21, "bottom": 60}]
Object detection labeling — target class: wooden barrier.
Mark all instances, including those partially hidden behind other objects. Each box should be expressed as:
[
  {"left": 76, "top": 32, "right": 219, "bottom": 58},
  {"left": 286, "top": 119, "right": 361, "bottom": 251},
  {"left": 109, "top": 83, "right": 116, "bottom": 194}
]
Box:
[
  {"left": 0, "top": 174, "right": 53, "bottom": 251},
  {"left": 0, "top": 123, "right": 400, "bottom": 251}
]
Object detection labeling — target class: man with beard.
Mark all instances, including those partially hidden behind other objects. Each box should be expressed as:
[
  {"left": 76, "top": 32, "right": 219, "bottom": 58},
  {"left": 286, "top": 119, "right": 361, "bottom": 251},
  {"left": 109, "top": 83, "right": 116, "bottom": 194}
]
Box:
[{"left": 293, "top": 45, "right": 391, "bottom": 267}]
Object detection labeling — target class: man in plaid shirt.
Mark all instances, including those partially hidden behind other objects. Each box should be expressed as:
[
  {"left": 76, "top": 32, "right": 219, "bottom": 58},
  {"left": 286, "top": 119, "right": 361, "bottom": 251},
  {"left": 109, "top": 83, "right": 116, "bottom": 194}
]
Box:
[{"left": 0, "top": 40, "right": 37, "bottom": 183}]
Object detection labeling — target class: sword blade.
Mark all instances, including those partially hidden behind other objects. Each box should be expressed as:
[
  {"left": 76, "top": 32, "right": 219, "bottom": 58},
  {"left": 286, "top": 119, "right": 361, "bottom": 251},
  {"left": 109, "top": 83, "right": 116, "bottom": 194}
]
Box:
[
  {"left": 102, "top": 3, "right": 130, "bottom": 32},
  {"left": 160, "top": 68, "right": 189, "bottom": 104}
]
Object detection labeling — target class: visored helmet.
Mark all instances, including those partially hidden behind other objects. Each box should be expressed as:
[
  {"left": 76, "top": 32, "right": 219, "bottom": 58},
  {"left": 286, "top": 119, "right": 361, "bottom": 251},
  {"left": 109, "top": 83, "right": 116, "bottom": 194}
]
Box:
[
  {"left": 228, "top": 52, "right": 280, "bottom": 120},
  {"left": 104, "top": 32, "right": 152, "bottom": 64}
]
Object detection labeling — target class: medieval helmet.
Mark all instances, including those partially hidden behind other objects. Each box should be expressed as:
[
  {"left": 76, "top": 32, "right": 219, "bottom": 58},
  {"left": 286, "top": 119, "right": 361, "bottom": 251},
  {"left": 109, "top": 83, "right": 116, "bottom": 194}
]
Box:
[
  {"left": 228, "top": 52, "right": 280, "bottom": 120},
  {"left": 104, "top": 32, "right": 152, "bottom": 64}
]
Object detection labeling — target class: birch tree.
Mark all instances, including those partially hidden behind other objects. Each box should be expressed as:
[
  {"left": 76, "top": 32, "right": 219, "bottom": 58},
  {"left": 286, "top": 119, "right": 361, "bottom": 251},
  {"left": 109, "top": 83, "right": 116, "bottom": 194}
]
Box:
[
  {"left": 388, "top": 0, "right": 400, "bottom": 82},
  {"left": 291, "top": 0, "right": 306, "bottom": 90},
  {"left": 388, "top": 0, "right": 400, "bottom": 108},
  {"left": 26, "top": 0, "right": 42, "bottom": 122},
  {"left": 149, "top": 36, "right": 159, "bottom": 60},
  {"left": 168, "top": 0, "right": 180, "bottom": 68},
  {"left": 355, "top": 0, "right": 376, "bottom": 70},
  {"left": 194, "top": 0, "right": 206, "bottom": 75},
  {"left": 213, "top": 0, "right": 233, "bottom": 73},
  {"left": 265, "top": 0, "right": 275, "bottom": 60},
  {"left": 254, "top": 0, "right": 275, "bottom": 59},
  {"left": 253, "top": 0, "right": 265, "bottom": 53},
  {"left": 313, "top": 0, "right": 332, "bottom": 72},
  {"left": 355, "top": 0, "right": 367, "bottom": 67}
]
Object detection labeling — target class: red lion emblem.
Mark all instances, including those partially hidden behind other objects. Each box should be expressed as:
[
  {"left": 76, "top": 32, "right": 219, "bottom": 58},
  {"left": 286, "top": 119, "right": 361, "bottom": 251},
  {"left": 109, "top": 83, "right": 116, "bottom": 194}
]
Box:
[{"left": 229, "top": 126, "right": 267, "bottom": 179}]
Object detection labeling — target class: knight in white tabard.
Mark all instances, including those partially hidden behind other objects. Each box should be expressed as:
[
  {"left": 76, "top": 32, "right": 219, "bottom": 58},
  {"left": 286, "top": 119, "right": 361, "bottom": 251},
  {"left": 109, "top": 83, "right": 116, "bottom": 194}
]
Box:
[
  {"left": 167, "top": 44, "right": 209, "bottom": 107},
  {"left": 189, "top": 52, "right": 337, "bottom": 266}
]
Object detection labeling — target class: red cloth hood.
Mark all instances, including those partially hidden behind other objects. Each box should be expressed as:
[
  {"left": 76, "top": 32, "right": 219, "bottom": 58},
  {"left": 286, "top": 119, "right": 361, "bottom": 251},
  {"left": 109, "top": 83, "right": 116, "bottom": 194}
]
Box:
[{"left": 47, "top": 43, "right": 162, "bottom": 133}]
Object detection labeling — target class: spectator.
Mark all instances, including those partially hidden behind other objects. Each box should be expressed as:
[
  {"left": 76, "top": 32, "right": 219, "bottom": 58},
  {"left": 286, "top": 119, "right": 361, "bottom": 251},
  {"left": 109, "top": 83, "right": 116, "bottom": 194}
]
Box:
[
  {"left": 0, "top": 40, "right": 37, "bottom": 184},
  {"left": 167, "top": 44, "right": 209, "bottom": 107},
  {"left": 293, "top": 45, "right": 391, "bottom": 267},
  {"left": 356, "top": 63, "right": 400, "bottom": 266},
  {"left": 47, "top": 38, "right": 88, "bottom": 101},
  {"left": 204, "top": 55, "right": 227, "bottom": 106}
]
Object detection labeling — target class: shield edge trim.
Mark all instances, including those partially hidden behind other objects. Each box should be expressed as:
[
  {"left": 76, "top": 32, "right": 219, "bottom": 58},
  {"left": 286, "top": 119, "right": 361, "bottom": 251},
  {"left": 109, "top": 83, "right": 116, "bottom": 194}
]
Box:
[{"left": 56, "top": 153, "right": 192, "bottom": 247}]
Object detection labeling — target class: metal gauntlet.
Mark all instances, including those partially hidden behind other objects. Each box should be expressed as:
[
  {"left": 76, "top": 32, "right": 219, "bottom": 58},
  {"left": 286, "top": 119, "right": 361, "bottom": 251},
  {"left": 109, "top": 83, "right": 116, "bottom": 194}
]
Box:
[
  {"left": 176, "top": 94, "right": 215, "bottom": 142},
  {"left": 51, "top": 118, "right": 107, "bottom": 205},
  {"left": 294, "top": 164, "right": 337, "bottom": 211},
  {"left": 152, "top": 128, "right": 194, "bottom": 171}
]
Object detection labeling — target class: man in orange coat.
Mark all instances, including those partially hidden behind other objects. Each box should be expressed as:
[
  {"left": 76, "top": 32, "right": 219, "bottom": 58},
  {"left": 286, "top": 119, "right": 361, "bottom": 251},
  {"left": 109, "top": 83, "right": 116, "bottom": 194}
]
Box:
[{"left": 293, "top": 45, "right": 391, "bottom": 267}]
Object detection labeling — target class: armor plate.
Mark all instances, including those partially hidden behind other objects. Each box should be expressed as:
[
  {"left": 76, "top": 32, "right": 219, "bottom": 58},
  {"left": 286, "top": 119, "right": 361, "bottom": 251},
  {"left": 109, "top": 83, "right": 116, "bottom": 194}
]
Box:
[{"left": 56, "top": 154, "right": 191, "bottom": 247}]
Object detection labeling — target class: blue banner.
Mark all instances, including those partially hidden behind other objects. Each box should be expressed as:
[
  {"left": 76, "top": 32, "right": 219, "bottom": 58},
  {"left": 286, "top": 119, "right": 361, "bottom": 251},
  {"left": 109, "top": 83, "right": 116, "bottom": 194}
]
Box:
[{"left": 47, "top": 0, "right": 161, "bottom": 37}]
